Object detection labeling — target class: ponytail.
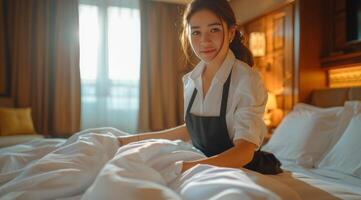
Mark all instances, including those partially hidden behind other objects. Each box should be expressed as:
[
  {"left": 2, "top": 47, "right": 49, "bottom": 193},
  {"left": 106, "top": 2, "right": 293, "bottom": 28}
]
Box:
[{"left": 229, "top": 30, "right": 254, "bottom": 67}]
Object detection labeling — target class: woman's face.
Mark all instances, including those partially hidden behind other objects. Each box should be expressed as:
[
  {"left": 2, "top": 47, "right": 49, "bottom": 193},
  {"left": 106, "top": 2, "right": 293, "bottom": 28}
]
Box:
[{"left": 188, "top": 9, "right": 233, "bottom": 63}]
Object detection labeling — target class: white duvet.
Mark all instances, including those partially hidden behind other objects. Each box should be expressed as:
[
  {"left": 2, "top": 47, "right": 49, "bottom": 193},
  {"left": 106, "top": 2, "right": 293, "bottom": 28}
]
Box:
[{"left": 0, "top": 128, "right": 282, "bottom": 200}]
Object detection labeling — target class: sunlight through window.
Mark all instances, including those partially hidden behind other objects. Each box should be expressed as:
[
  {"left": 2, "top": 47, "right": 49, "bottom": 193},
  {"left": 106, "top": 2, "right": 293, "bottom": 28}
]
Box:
[
  {"left": 78, "top": 1, "right": 141, "bottom": 133},
  {"left": 79, "top": 5, "right": 99, "bottom": 81},
  {"left": 108, "top": 7, "right": 140, "bottom": 81}
]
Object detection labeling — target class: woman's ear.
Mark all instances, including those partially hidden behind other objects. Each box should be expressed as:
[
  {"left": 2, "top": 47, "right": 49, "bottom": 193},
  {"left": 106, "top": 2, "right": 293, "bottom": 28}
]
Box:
[{"left": 229, "top": 26, "right": 236, "bottom": 43}]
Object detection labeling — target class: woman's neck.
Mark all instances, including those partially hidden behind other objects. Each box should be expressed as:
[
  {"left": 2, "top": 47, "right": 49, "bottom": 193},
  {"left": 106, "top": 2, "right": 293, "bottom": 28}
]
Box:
[
  {"left": 201, "top": 54, "right": 227, "bottom": 98},
  {"left": 203, "top": 54, "right": 227, "bottom": 80}
]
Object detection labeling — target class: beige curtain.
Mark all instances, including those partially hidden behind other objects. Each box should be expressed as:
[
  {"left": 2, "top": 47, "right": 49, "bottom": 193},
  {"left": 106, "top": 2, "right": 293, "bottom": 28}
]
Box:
[
  {"left": 2, "top": 0, "right": 80, "bottom": 136},
  {"left": 52, "top": 0, "right": 81, "bottom": 135},
  {"left": 138, "top": 1, "right": 188, "bottom": 132}
]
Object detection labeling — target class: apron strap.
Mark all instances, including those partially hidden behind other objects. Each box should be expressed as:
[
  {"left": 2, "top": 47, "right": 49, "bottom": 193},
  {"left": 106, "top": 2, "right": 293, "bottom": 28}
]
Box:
[
  {"left": 187, "top": 69, "right": 233, "bottom": 116},
  {"left": 187, "top": 89, "right": 198, "bottom": 114},
  {"left": 220, "top": 70, "right": 232, "bottom": 117}
]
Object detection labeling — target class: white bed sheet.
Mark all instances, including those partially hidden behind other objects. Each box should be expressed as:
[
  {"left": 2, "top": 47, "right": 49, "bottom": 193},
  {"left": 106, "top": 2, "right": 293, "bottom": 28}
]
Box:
[
  {"left": 0, "top": 135, "right": 45, "bottom": 148},
  {"left": 271, "top": 161, "right": 361, "bottom": 200}
]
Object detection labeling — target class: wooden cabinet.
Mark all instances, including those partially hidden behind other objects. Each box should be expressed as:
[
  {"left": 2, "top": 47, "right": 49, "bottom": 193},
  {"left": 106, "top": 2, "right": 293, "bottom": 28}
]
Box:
[{"left": 322, "top": 0, "right": 361, "bottom": 67}]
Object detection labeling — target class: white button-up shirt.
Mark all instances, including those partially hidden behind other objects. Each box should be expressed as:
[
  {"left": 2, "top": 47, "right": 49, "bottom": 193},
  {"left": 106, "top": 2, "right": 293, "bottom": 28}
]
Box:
[{"left": 183, "top": 51, "right": 268, "bottom": 149}]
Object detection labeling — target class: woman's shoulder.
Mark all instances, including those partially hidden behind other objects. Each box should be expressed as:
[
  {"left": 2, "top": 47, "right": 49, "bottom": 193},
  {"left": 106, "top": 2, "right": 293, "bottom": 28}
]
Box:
[
  {"left": 232, "top": 59, "right": 267, "bottom": 101},
  {"left": 233, "top": 59, "right": 262, "bottom": 83}
]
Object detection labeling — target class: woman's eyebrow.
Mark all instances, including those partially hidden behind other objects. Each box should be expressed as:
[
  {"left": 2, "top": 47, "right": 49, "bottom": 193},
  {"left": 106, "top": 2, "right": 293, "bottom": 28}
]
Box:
[
  {"left": 191, "top": 22, "right": 222, "bottom": 29},
  {"left": 208, "top": 22, "right": 222, "bottom": 26}
]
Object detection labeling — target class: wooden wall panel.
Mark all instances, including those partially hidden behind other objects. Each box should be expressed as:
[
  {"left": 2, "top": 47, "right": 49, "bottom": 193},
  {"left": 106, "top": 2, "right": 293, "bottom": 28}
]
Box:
[
  {"left": 242, "top": 3, "right": 295, "bottom": 113},
  {"left": 283, "top": 5, "right": 295, "bottom": 111},
  {"left": 0, "top": 0, "right": 13, "bottom": 107},
  {"left": 0, "top": 0, "right": 8, "bottom": 96},
  {"left": 295, "top": 0, "right": 327, "bottom": 102},
  {"left": 0, "top": 59, "right": 6, "bottom": 96}
]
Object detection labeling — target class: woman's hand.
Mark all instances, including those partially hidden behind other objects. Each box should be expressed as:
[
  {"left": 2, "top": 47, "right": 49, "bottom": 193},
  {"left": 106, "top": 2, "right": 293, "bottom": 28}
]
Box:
[
  {"left": 180, "top": 161, "right": 194, "bottom": 173},
  {"left": 117, "top": 135, "right": 139, "bottom": 146},
  {"left": 179, "top": 139, "right": 256, "bottom": 172}
]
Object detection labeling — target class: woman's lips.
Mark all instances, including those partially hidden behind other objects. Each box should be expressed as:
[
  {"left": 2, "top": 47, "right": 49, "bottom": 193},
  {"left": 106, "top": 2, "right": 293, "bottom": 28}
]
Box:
[{"left": 200, "top": 49, "right": 216, "bottom": 54}]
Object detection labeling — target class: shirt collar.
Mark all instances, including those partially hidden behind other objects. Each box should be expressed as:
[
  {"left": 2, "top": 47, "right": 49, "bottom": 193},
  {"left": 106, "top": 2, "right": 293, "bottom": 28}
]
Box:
[
  {"left": 214, "top": 50, "right": 236, "bottom": 84},
  {"left": 190, "top": 50, "right": 236, "bottom": 85},
  {"left": 189, "top": 60, "right": 205, "bottom": 83}
]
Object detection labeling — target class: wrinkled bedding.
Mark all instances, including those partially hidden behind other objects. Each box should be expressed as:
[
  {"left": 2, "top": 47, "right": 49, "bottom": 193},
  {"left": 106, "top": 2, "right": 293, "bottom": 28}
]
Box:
[{"left": 0, "top": 128, "right": 288, "bottom": 200}]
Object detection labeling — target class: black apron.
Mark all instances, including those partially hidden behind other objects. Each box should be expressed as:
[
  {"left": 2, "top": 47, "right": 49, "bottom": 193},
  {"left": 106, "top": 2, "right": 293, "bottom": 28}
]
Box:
[
  {"left": 185, "top": 71, "right": 233, "bottom": 157},
  {"left": 185, "top": 70, "right": 283, "bottom": 175}
]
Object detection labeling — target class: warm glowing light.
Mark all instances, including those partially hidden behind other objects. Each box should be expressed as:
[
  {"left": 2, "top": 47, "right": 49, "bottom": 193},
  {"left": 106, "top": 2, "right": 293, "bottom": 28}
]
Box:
[
  {"left": 264, "top": 92, "right": 278, "bottom": 126},
  {"left": 108, "top": 7, "right": 140, "bottom": 81},
  {"left": 266, "top": 92, "right": 277, "bottom": 111},
  {"left": 79, "top": 5, "right": 99, "bottom": 81},
  {"left": 328, "top": 66, "right": 361, "bottom": 88},
  {"left": 79, "top": 5, "right": 140, "bottom": 82},
  {"left": 249, "top": 32, "right": 266, "bottom": 57}
]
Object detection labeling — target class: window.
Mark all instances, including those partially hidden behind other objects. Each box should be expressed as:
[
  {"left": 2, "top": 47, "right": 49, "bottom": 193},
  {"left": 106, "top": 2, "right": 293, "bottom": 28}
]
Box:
[{"left": 79, "top": 0, "right": 140, "bottom": 133}]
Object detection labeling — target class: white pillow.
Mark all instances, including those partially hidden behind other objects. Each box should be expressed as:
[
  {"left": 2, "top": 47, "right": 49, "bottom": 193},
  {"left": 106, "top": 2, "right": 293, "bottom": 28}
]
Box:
[
  {"left": 324, "top": 101, "right": 361, "bottom": 151},
  {"left": 262, "top": 103, "right": 343, "bottom": 168},
  {"left": 318, "top": 104, "right": 361, "bottom": 178}
]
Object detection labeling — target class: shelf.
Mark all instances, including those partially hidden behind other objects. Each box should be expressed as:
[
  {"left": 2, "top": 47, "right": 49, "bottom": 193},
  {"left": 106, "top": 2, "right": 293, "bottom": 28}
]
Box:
[{"left": 321, "top": 51, "right": 361, "bottom": 68}]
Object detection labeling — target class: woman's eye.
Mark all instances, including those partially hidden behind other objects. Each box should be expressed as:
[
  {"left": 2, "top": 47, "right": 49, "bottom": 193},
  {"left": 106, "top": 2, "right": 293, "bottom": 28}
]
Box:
[{"left": 191, "top": 31, "right": 200, "bottom": 36}]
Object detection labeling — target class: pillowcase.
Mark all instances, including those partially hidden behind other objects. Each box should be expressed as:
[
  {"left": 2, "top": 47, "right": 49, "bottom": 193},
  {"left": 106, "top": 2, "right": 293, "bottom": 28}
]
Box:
[
  {"left": 0, "top": 107, "right": 36, "bottom": 136},
  {"left": 262, "top": 103, "right": 343, "bottom": 168},
  {"left": 323, "top": 101, "right": 361, "bottom": 153},
  {"left": 318, "top": 103, "right": 361, "bottom": 178}
]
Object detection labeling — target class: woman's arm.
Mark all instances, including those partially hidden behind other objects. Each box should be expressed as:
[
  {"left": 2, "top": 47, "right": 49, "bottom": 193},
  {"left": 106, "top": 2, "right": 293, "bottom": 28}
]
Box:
[
  {"left": 181, "top": 139, "right": 256, "bottom": 172},
  {"left": 118, "top": 124, "right": 190, "bottom": 146}
]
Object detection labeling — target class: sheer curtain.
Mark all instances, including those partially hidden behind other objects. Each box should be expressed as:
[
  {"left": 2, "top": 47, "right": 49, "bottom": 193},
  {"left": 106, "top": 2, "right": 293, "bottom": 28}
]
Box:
[{"left": 79, "top": 0, "right": 140, "bottom": 133}]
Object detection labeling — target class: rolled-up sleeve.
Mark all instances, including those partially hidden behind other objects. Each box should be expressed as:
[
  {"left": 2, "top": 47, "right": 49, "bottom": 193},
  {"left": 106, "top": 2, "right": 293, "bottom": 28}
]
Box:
[{"left": 232, "top": 71, "right": 268, "bottom": 149}]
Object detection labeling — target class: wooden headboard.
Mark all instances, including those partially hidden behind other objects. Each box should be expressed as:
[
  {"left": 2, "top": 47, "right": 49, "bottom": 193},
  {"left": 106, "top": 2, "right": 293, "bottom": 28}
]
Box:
[{"left": 310, "top": 87, "right": 361, "bottom": 107}]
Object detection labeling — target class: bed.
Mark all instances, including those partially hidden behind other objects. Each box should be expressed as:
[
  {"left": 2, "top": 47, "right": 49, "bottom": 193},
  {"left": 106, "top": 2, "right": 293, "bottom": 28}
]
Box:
[{"left": 0, "top": 87, "right": 360, "bottom": 200}]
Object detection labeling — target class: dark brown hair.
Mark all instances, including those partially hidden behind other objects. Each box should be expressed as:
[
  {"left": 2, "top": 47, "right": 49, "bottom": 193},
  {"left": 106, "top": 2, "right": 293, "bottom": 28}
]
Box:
[{"left": 180, "top": 0, "right": 254, "bottom": 67}]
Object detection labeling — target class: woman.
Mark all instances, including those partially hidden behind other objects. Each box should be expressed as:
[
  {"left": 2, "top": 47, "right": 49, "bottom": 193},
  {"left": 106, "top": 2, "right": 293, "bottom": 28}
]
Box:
[{"left": 118, "top": 0, "right": 268, "bottom": 173}]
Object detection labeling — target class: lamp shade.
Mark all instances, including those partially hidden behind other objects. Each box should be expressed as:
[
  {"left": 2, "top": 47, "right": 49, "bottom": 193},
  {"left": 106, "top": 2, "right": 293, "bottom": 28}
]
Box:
[
  {"left": 249, "top": 32, "right": 266, "bottom": 57},
  {"left": 266, "top": 93, "right": 277, "bottom": 111}
]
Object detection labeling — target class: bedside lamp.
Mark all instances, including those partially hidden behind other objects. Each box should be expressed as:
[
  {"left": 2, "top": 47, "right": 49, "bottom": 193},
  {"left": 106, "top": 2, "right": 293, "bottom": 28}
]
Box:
[{"left": 264, "top": 93, "right": 277, "bottom": 127}]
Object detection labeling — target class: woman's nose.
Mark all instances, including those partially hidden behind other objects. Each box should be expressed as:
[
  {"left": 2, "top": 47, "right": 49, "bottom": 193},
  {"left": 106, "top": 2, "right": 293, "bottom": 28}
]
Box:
[{"left": 200, "top": 32, "right": 211, "bottom": 42}]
